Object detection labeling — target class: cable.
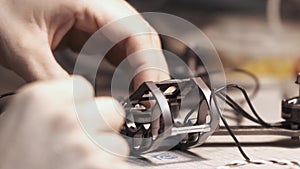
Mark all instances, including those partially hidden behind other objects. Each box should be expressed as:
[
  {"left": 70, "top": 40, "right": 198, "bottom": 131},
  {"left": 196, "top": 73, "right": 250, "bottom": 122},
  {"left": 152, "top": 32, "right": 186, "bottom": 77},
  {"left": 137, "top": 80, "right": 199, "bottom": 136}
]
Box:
[
  {"left": 215, "top": 84, "right": 272, "bottom": 127},
  {"left": 225, "top": 68, "right": 260, "bottom": 100},
  {"left": 212, "top": 88, "right": 251, "bottom": 162},
  {"left": 222, "top": 92, "right": 286, "bottom": 128},
  {"left": 211, "top": 83, "right": 293, "bottom": 161},
  {"left": 197, "top": 68, "right": 260, "bottom": 100},
  {"left": 217, "top": 92, "right": 263, "bottom": 125}
]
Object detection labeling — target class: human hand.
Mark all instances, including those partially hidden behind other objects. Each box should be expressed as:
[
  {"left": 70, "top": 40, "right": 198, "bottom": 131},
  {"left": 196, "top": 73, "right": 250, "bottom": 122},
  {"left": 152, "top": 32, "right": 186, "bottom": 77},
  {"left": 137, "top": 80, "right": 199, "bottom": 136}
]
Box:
[
  {"left": 0, "top": 76, "right": 129, "bottom": 169},
  {"left": 0, "top": 0, "right": 169, "bottom": 87}
]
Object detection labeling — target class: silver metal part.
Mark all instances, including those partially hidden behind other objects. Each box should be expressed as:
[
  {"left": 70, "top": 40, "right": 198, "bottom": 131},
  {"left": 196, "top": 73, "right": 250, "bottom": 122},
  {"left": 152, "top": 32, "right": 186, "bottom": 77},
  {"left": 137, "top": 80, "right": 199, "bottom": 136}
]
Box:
[
  {"left": 121, "top": 77, "right": 219, "bottom": 155},
  {"left": 214, "top": 126, "right": 300, "bottom": 139},
  {"left": 171, "top": 124, "right": 211, "bottom": 136}
]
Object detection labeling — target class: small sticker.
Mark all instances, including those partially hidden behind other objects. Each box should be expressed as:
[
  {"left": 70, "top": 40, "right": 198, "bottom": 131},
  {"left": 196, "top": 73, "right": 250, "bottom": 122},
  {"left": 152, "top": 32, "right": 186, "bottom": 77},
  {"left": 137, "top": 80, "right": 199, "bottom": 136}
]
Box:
[{"left": 151, "top": 153, "right": 178, "bottom": 160}]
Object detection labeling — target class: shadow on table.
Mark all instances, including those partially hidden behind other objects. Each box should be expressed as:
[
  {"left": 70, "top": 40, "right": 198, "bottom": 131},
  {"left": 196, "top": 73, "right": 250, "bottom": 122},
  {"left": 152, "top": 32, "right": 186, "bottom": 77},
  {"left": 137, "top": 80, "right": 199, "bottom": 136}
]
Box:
[
  {"left": 128, "top": 149, "right": 207, "bottom": 167},
  {"left": 203, "top": 138, "right": 300, "bottom": 148}
]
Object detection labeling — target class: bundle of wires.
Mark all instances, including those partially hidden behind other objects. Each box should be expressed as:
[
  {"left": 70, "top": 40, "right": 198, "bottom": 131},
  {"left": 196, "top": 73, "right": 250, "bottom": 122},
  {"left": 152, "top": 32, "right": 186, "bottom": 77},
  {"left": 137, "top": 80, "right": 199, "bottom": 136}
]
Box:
[
  {"left": 211, "top": 84, "right": 288, "bottom": 162},
  {"left": 198, "top": 68, "right": 290, "bottom": 162}
]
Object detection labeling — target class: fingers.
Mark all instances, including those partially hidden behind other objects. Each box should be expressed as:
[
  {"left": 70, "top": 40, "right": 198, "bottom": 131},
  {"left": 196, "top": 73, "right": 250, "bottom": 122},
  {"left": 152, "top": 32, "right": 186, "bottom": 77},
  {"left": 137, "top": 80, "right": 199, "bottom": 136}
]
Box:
[
  {"left": 3, "top": 29, "right": 69, "bottom": 82},
  {"left": 0, "top": 0, "right": 79, "bottom": 81},
  {"left": 74, "top": 0, "right": 138, "bottom": 33},
  {"left": 95, "top": 97, "right": 125, "bottom": 131},
  {"left": 76, "top": 97, "right": 125, "bottom": 134},
  {"left": 73, "top": 0, "right": 170, "bottom": 88},
  {"left": 91, "top": 133, "right": 129, "bottom": 157},
  {"left": 122, "top": 48, "right": 170, "bottom": 89},
  {"left": 1, "top": 76, "right": 129, "bottom": 168},
  {"left": 15, "top": 76, "right": 125, "bottom": 134},
  {"left": 16, "top": 75, "right": 94, "bottom": 104},
  {"left": 50, "top": 131, "right": 129, "bottom": 169},
  {"left": 2, "top": 76, "right": 94, "bottom": 128}
]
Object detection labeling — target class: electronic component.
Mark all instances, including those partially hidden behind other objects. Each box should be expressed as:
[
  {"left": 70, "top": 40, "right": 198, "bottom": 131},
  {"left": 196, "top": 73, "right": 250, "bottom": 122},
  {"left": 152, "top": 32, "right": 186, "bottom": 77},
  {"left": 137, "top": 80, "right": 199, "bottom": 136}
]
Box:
[
  {"left": 120, "top": 77, "right": 219, "bottom": 155},
  {"left": 282, "top": 73, "right": 300, "bottom": 129}
]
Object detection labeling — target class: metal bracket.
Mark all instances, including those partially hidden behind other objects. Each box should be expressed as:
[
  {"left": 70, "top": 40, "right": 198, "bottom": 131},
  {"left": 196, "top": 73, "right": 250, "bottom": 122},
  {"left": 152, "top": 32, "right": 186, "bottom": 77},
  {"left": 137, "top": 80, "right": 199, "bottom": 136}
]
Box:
[{"left": 120, "top": 77, "right": 219, "bottom": 155}]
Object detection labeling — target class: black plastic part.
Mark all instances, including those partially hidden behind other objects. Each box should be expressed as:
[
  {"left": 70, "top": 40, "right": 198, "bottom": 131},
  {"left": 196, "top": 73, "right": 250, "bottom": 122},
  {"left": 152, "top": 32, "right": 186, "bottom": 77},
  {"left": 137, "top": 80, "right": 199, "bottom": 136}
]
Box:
[
  {"left": 295, "top": 73, "right": 300, "bottom": 84},
  {"left": 282, "top": 97, "right": 300, "bottom": 124}
]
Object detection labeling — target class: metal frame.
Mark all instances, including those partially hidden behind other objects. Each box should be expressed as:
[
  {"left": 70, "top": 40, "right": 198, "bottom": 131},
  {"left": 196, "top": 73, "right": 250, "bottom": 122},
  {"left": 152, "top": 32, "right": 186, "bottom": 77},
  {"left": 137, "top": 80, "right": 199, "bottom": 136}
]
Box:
[{"left": 121, "top": 77, "right": 219, "bottom": 155}]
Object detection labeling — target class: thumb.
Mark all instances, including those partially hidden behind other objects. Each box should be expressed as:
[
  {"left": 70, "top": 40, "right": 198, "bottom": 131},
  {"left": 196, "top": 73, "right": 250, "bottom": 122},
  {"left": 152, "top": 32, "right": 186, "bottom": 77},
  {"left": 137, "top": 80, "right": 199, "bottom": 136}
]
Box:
[{"left": 76, "top": 97, "right": 126, "bottom": 134}]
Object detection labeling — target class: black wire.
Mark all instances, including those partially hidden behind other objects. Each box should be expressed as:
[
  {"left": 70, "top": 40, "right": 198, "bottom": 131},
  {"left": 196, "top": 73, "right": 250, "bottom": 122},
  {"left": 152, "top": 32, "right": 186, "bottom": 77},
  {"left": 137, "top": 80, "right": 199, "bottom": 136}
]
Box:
[
  {"left": 215, "top": 84, "right": 272, "bottom": 127},
  {"left": 198, "top": 68, "right": 260, "bottom": 100},
  {"left": 226, "top": 85, "right": 269, "bottom": 126},
  {"left": 212, "top": 89, "right": 251, "bottom": 162},
  {"left": 217, "top": 92, "right": 263, "bottom": 125},
  {"left": 211, "top": 83, "right": 291, "bottom": 161},
  {"left": 199, "top": 68, "right": 288, "bottom": 127},
  {"left": 228, "top": 68, "right": 260, "bottom": 100},
  {"left": 183, "top": 106, "right": 198, "bottom": 125},
  {"left": 183, "top": 97, "right": 208, "bottom": 125}
]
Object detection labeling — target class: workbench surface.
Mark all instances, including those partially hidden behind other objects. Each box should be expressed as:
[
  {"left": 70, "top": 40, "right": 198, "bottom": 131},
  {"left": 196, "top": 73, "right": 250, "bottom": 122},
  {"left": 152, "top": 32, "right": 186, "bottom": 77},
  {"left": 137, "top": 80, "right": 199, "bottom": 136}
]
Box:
[{"left": 129, "top": 135, "right": 300, "bottom": 169}]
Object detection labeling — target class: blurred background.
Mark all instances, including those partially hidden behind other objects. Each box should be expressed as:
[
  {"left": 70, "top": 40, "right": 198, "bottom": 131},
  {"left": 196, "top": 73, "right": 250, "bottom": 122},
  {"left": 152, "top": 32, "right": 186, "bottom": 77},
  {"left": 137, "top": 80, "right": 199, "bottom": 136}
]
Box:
[
  {"left": 127, "top": 0, "right": 300, "bottom": 125},
  {"left": 128, "top": 0, "right": 300, "bottom": 78},
  {"left": 1, "top": 0, "right": 300, "bottom": 124}
]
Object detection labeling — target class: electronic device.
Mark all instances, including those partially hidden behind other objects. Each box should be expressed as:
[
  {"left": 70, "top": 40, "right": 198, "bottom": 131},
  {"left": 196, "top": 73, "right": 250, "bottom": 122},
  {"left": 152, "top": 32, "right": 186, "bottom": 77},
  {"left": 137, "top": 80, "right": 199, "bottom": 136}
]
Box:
[
  {"left": 282, "top": 73, "right": 300, "bottom": 128},
  {"left": 1, "top": 71, "right": 300, "bottom": 160},
  {"left": 120, "top": 73, "right": 300, "bottom": 157},
  {"left": 120, "top": 77, "right": 219, "bottom": 155}
]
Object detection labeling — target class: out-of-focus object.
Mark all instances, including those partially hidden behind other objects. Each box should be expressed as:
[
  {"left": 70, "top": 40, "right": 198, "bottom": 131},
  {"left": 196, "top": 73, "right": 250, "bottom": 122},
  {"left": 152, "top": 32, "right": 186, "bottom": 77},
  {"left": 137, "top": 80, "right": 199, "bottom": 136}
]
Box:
[
  {"left": 204, "top": 15, "right": 300, "bottom": 78},
  {"left": 297, "top": 73, "right": 300, "bottom": 95},
  {"left": 296, "top": 59, "right": 300, "bottom": 74},
  {"left": 282, "top": 73, "right": 300, "bottom": 128},
  {"left": 200, "top": 0, "right": 300, "bottom": 79},
  {"left": 127, "top": 0, "right": 168, "bottom": 11}
]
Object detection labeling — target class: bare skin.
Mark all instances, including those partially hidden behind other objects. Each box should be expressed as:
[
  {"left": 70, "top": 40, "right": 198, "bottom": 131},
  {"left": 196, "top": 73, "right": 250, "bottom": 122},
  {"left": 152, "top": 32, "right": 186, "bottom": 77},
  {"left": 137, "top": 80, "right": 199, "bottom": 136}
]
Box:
[
  {"left": 0, "top": 0, "right": 169, "bottom": 87},
  {"left": 0, "top": 0, "right": 170, "bottom": 168},
  {"left": 0, "top": 76, "right": 131, "bottom": 169}
]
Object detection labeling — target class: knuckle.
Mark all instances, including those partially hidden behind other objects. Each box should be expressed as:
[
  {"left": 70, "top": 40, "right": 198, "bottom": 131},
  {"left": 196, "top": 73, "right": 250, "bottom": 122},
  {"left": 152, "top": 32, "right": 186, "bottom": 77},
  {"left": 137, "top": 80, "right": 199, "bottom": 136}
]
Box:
[
  {"left": 69, "top": 140, "right": 93, "bottom": 157},
  {"left": 18, "top": 82, "right": 60, "bottom": 103},
  {"left": 13, "top": 35, "right": 36, "bottom": 56},
  {"left": 66, "top": 0, "right": 87, "bottom": 15},
  {"left": 15, "top": 81, "right": 75, "bottom": 120},
  {"left": 48, "top": 106, "right": 78, "bottom": 132},
  {"left": 54, "top": 135, "right": 94, "bottom": 161},
  {"left": 17, "top": 83, "right": 49, "bottom": 103}
]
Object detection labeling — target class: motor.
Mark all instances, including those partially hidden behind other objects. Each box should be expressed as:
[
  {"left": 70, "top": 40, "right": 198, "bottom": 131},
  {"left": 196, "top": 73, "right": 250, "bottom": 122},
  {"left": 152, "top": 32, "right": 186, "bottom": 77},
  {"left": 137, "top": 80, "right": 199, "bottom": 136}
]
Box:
[
  {"left": 120, "top": 77, "right": 219, "bottom": 155},
  {"left": 282, "top": 73, "right": 300, "bottom": 130}
]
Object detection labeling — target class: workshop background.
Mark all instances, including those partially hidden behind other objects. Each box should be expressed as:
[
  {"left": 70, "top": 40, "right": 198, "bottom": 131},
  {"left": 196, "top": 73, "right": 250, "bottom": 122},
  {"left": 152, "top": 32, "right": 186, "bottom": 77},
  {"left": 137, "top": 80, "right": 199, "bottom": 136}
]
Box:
[
  {"left": 0, "top": 1, "right": 300, "bottom": 168},
  {"left": 125, "top": 1, "right": 300, "bottom": 168},
  {"left": 129, "top": 0, "right": 300, "bottom": 125},
  {"left": 2, "top": 0, "right": 300, "bottom": 123}
]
